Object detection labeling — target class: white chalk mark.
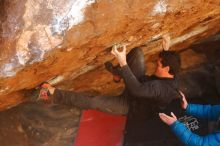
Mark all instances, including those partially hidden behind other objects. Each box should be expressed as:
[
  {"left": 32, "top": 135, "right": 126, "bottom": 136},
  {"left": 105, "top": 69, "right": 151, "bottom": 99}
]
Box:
[
  {"left": 1, "top": 63, "right": 17, "bottom": 77},
  {"left": 51, "top": 0, "right": 95, "bottom": 34},
  {"left": 47, "top": 75, "right": 65, "bottom": 85},
  {"left": 171, "top": 26, "right": 208, "bottom": 46},
  {"left": 152, "top": 0, "right": 167, "bottom": 16},
  {"left": 15, "top": 0, "right": 95, "bottom": 66}
]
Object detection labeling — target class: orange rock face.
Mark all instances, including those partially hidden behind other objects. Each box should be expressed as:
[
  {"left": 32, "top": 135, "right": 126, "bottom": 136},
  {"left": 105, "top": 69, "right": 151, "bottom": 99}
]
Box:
[{"left": 0, "top": 0, "right": 220, "bottom": 110}]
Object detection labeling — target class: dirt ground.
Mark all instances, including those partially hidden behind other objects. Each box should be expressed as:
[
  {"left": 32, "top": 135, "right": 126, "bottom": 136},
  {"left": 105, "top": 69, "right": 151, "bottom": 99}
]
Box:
[{"left": 0, "top": 102, "right": 81, "bottom": 146}]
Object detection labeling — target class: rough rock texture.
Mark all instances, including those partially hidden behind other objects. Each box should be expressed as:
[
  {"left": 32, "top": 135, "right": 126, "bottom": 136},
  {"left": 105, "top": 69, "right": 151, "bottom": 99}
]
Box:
[
  {"left": 0, "top": 0, "right": 220, "bottom": 110},
  {"left": 0, "top": 54, "right": 220, "bottom": 146},
  {"left": 1, "top": 1, "right": 220, "bottom": 146}
]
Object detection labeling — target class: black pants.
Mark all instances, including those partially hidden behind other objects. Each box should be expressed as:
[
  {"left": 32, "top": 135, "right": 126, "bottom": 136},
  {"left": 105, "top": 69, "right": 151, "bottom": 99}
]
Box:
[{"left": 52, "top": 48, "right": 145, "bottom": 115}]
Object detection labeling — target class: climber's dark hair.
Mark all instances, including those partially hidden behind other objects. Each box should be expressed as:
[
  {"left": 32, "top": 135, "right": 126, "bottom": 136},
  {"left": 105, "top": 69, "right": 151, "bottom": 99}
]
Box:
[{"left": 159, "top": 51, "right": 181, "bottom": 75}]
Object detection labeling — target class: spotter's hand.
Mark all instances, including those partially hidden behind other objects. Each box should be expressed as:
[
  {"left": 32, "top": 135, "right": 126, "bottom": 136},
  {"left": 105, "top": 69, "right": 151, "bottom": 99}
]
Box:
[
  {"left": 179, "top": 91, "right": 188, "bottom": 110},
  {"left": 159, "top": 112, "right": 177, "bottom": 126}
]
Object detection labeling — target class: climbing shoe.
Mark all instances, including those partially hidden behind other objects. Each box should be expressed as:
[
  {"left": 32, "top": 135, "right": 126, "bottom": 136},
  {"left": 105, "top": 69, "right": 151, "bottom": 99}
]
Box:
[{"left": 37, "top": 82, "right": 51, "bottom": 101}]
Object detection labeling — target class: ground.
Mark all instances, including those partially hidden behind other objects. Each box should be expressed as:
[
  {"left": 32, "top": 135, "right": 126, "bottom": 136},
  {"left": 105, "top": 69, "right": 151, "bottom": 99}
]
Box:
[{"left": 0, "top": 102, "right": 81, "bottom": 146}]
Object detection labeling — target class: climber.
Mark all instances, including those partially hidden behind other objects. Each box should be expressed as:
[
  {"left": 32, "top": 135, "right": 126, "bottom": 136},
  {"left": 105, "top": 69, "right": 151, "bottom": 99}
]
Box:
[
  {"left": 38, "top": 35, "right": 207, "bottom": 145},
  {"left": 38, "top": 35, "right": 176, "bottom": 116},
  {"left": 109, "top": 35, "right": 184, "bottom": 145}
]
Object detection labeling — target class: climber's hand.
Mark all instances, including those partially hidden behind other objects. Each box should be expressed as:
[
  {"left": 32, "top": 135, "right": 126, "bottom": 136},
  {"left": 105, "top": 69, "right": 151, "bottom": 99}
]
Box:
[
  {"left": 162, "top": 34, "right": 171, "bottom": 51},
  {"left": 111, "top": 44, "right": 127, "bottom": 67}
]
